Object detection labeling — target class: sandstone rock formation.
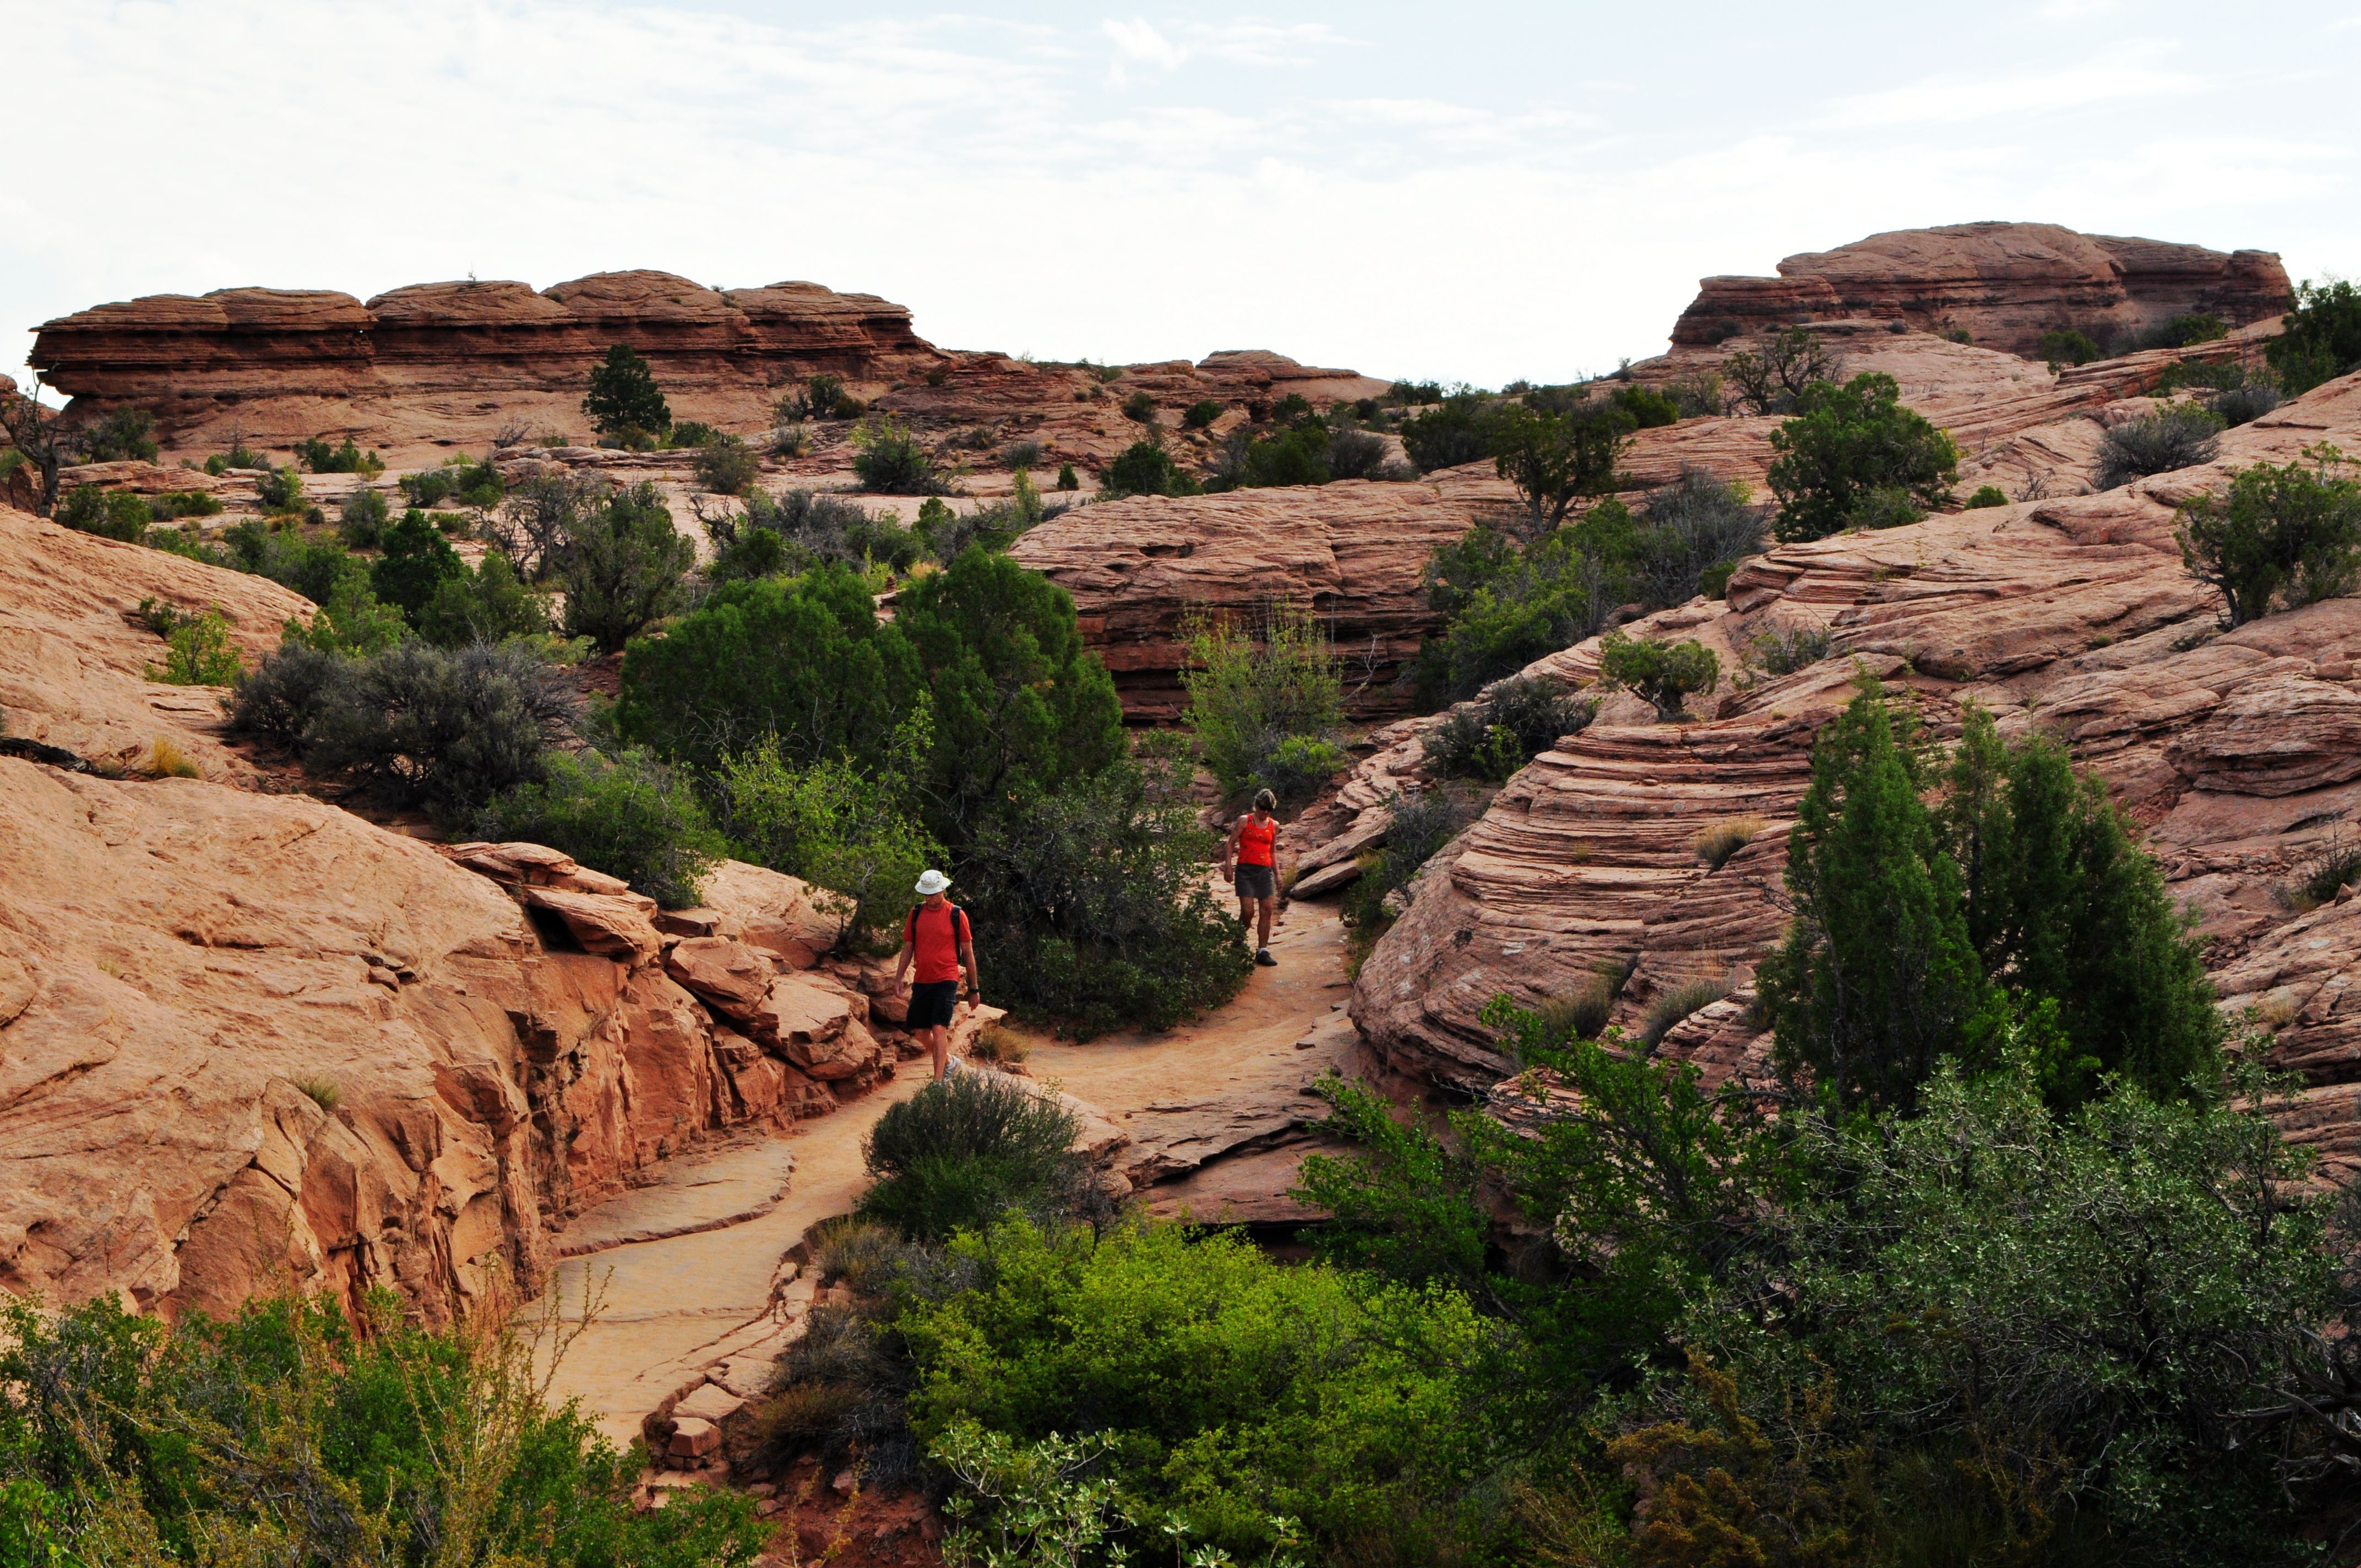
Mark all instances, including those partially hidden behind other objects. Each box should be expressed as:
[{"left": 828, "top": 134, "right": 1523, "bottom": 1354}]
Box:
[{"left": 1670, "top": 224, "right": 2288, "bottom": 357}]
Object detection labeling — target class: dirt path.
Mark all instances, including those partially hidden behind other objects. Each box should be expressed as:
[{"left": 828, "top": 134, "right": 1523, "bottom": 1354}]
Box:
[{"left": 540, "top": 891, "right": 1355, "bottom": 1446}]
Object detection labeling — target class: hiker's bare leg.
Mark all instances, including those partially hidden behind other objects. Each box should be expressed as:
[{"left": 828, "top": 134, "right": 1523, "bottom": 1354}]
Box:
[
  {"left": 1258, "top": 896, "right": 1276, "bottom": 950},
  {"left": 926, "top": 1023, "right": 949, "bottom": 1079}
]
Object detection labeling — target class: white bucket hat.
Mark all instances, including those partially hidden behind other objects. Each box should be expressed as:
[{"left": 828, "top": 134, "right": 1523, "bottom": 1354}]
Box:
[{"left": 914, "top": 869, "right": 952, "bottom": 895}]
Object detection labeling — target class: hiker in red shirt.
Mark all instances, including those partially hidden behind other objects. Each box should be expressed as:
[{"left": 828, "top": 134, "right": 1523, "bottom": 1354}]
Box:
[
  {"left": 1220, "top": 788, "right": 1282, "bottom": 968},
  {"left": 892, "top": 869, "right": 981, "bottom": 1080}
]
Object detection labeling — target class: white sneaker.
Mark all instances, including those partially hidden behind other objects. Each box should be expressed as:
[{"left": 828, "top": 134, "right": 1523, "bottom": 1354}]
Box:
[{"left": 944, "top": 1055, "right": 966, "bottom": 1075}]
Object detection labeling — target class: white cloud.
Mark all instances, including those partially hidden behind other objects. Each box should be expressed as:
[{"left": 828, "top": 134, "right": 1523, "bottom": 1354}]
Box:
[{"left": 1821, "top": 57, "right": 2199, "bottom": 128}]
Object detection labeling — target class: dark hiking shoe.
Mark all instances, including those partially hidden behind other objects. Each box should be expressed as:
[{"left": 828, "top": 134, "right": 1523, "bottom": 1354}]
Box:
[{"left": 1255, "top": 947, "right": 1278, "bottom": 967}]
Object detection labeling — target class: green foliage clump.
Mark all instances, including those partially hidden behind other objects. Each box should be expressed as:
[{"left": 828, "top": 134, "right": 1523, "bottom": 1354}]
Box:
[
  {"left": 693, "top": 432, "right": 760, "bottom": 495},
  {"left": 2161, "top": 309, "right": 2227, "bottom": 347},
  {"left": 294, "top": 432, "right": 383, "bottom": 474},
  {"left": 202, "top": 434, "right": 266, "bottom": 475},
  {"left": 0, "top": 1290, "right": 765, "bottom": 1568},
  {"left": 145, "top": 608, "right": 243, "bottom": 685},
  {"left": 1767, "top": 372, "right": 1960, "bottom": 541},
  {"left": 150, "top": 488, "right": 222, "bottom": 522},
  {"left": 1181, "top": 398, "right": 1225, "bottom": 429},
  {"left": 1965, "top": 483, "right": 2009, "bottom": 508},
  {"left": 400, "top": 457, "right": 504, "bottom": 511},
  {"left": 370, "top": 507, "right": 467, "bottom": 621},
  {"left": 478, "top": 748, "right": 725, "bottom": 908},
  {"left": 857, "top": 1075, "right": 1086, "bottom": 1242},
  {"left": 2174, "top": 444, "right": 2361, "bottom": 627},
  {"left": 1399, "top": 391, "right": 1498, "bottom": 472},
  {"left": 1120, "top": 389, "right": 1157, "bottom": 424},
  {"left": 712, "top": 721, "right": 941, "bottom": 940},
  {"left": 581, "top": 343, "right": 672, "bottom": 441},
  {"left": 1180, "top": 600, "right": 1346, "bottom": 804},
  {"left": 958, "top": 766, "right": 1249, "bottom": 1037},
  {"left": 253, "top": 463, "right": 306, "bottom": 514},
  {"left": 1100, "top": 439, "right": 1199, "bottom": 498},
  {"left": 2038, "top": 326, "right": 2104, "bottom": 368},
  {"left": 1413, "top": 521, "right": 1619, "bottom": 704},
  {"left": 851, "top": 417, "right": 951, "bottom": 494},
  {"left": 2095, "top": 402, "right": 2225, "bottom": 491},
  {"left": 1722, "top": 325, "right": 1843, "bottom": 415},
  {"left": 1597, "top": 629, "right": 1720, "bottom": 721},
  {"left": 913, "top": 472, "right": 1052, "bottom": 564},
  {"left": 554, "top": 481, "right": 694, "bottom": 653},
  {"left": 338, "top": 484, "right": 390, "bottom": 546},
  {"left": 1422, "top": 677, "right": 1595, "bottom": 782},
  {"left": 55, "top": 483, "right": 152, "bottom": 542},
  {"left": 1488, "top": 402, "right": 1633, "bottom": 532},
  {"left": 2268, "top": 276, "right": 2361, "bottom": 396},
  {"left": 1055, "top": 461, "right": 1080, "bottom": 491},
  {"left": 74, "top": 406, "right": 159, "bottom": 462},
  {"left": 780, "top": 373, "right": 863, "bottom": 421},
  {"left": 1609, "top": 382, "right": 1679, "bottom": 427},
  {"left": 706, "top": 487, "right": 919, "bottom": 581},
  {"left": 1207, "top": 422, "right": 1331, "bottom": 490},
  {"left": 1340, "top": 787, "right": 1471, "bottom": 932}
]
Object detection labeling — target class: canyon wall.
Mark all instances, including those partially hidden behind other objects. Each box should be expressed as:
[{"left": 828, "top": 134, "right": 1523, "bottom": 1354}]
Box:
[{"left": 1670, "top": 222, "right": 2289, "bottom": 356}]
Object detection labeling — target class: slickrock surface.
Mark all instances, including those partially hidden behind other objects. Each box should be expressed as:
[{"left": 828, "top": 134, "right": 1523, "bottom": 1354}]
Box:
[
  {"left": 1671, "top": 223, "right": 2288, "bottom": 356},
  {"left": 0, "top": 507, "right": 312, "bottom": 781},
  {"left": 1347, "top": 368, "right": 2361, "bottom": 1181},
  {"left": 1008, "top": 480, "right": 1484, "bottom": 719}
]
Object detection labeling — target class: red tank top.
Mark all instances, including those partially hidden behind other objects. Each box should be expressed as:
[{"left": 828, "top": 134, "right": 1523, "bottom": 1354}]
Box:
[
  {"left": 1237, "top": 815, "right": 1277, "bottom": 868},
  {"left": 904, "top": 902, "right": 970, "bottom": 983}
]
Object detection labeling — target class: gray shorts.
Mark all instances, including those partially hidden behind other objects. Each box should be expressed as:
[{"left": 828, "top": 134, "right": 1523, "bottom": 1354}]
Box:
[{"left": 1233, "top": 863, "right": 1277, "bottom": 901}]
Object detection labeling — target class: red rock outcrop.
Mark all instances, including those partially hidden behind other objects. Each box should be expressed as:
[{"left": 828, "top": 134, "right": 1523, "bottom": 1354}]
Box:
[{"left": 1670, "top": 223, "right": 2288, "bottom": 357}]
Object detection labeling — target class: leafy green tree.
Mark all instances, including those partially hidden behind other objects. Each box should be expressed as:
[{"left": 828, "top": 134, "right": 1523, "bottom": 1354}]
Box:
[
  {"left": 416, "top": 551, "right": 552, "bottom": 647},
  {"left": 1399, "top": 393, "right": 1498, "bottom": 473},
  {"left": 1415, "top": 521, "right": 1630, "bottom": 704},
  {"left": 693, "top": 432, "right": 760, "bottom": 496},
  {"left": 1722, "top": 325, "right": 1843, "bottom": 416},
  {"left": 555, "top": 481, "right": 694, "bottom": 652},
  {"left": 77, "top": 406, "right": 160, "bottom": 462},
  {"left": 851, "top": 417, "right": 950, "bottom": 494},
  {"left": 1489, "top": 403, "right": 1633, "bottom": 533},
  {"left": 369, "top": 507, "right": 466, "bottom": 621},
  {"left": 478, "top": 749, "right": 726, "bottom": 908},
  {"left": 282, "top": 566, "right": 407, "bottom": 656},
  {"left": 2266, "top": 276, "right": 2361, "bottom": 396},
  {"left": 145, "top": 609, "right": 243, "bottom": 685},
  {"left": 2038, "top": 327, "right": 2104, "bottom": 368},
  {"left": 1759, "top": 678, "right": 1983, "bottom": 1111},
  {"left": 1766, "top": 372, "right": 1960, "bottom": 542},
  {"left": 581, "top": 344, "right": 671, "bottom": 440},
  {"left": 1100, "top": 439, "right": 1198, "bottom": 498},
  {"left": 1596, "top": 629, "right": 1719, "bottom": 721},
  {"left": 894, "top": 548, "right": 1125, "bottom": 846},
  {"left": 2175, "top": 444, "right": 2361, "bottom": 626},
  {"left": 55, "top": 484, "right": 152, "bottom": 541},
  {"left": 615, "top": 562, "right": 922, "bottom": 773},
  {"left": 1180, "top": 600, "right": 1346, "bottom": 801}
]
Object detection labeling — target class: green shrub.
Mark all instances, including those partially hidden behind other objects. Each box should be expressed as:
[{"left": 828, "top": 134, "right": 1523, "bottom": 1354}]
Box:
[
  {"left": 1964, "top": 483, "right": 2009, "bottom": 508},
  {"left": 555, "top": 481, "right": 694, "bottom": 652},
  {"left": 1414, "top": 521, "right": 1629, "bottom": 704},
  {"left": 74, "top": 406, "right": 159, "bottom": 462},
  {"left": 1610, "top": 383, "right": 1679, "bottom": 428},
  {"left": 0, "top": 1290, "right": 765, "bottom": 1568},
  {"left": 2094, "top": 402, "right": 2224, "bottom": 491},
  {"left": 2211, "top": 381, "right": 2284, "bottom": 427},
  {"left": 1722, "top": 325, "right": 1842, "bottom": 416},
  {"left": 1181, "top": 398, "right": 1225, "bottom": 429},
  {"left": 2174, "top": 444, "right": 2361, "bottom": 627},
  {"left": 780, "top": 373, "right": 862, "bottom": 421},
  {"left": 2038, "top": 327, "right": 2104, "bottom": 368},
  {"left": 202, "top": 434, "right": 265, "bottom": 475},
  {"left": 704, "top": 487, "right": 898, "bottom": 580},
  {"left": 1744, "top": 619, "right": 1832, "bottom": 677},
  {"left": 1597, "top": 629, "right": 1719, "bottom": 721},
  {"left": 1766, "top": 372, "right": 1959, "bottom": 541},
  {"left": 771, "top": 421, "right": 812, "bottom": 459},
  {"left": 293, "top": 433, "right": 383, "bottom": 474},
  {"left": 1665, "top": 370, "right": 1723, "bottom": 418},
  {"left": 149, "top": 488, "right": 222, "bottom": 521},
  {"left": 581, "top": 344, "right": 671, "bottom": 440},
  {"left": 1206, "top": 423, "right": 1329, "bottom": 490},
  {"left": 2267, "top": 276, "right": 2361, "bottom": 396},
  {"left": 253, "top": 463, "right": 306, "bottom": 514},
  {"left": 369, "top": 507, "right": 467, "bottom": 621},
  {"left": 415, "top": 551, "right": 552, "bottom": 647},
  {"left": 145, "top": 608, "right": 242, "bottom": 685},
  {"left": 2161, "top": 310, "right": 2227, "bottom": 347},
  {"left": 851, "top": 417, "right": 951, "bottom": 494},
  {"left": 1633, "top": 466, "right": 1765, "bottom": 607},
  {"left": 1002, "top": 439, "right": 1043, "bottom": 468},
  {"left": 1100, "top": 439, "right": 1199, "bottom": 498},
  {"left": 1640, "top": 975, "right": 1729, "bottom": 1047},
  {"left": 857, "top": 1074, "right": 1085, "bottom": 1242},
  {"left": 958, "top": 766, "right": 1249, "bottom": 1037},
  {"left": 1486, "top": 403, "right": 1633, "bottom": 532},
  {"left": 55, "top": 483, "right": 151, "bottom": 542},
  {"left": 668, "top": 420, "right": 716, "bottom": 449},
  {"left": 226, "top": 642, "right": 352, "bottom": 750},
  {"left": 1399, "top": 393, "right": 1498, "bottom": 472},
  {"left": 1181, "top": 600, "right": 1346, "bottom": 801},
  {"left": 283, "top": 565, "right": 409, "bottom": 657},
  {"left": 337, "top": 485, "right": 390, "bottom": 546},
  {"left": 712, "top": 726, "right": 941, "bottom": 939},
  {"left": 1055, "top": 461, "right": 1079, "bottom": 491},
  {"left": 478, "top": 748, "right": 725, "bottom": 908},
  {"left": 143, "top": 524, "right": 227, "bottom": 565},
  {"left": 1340, "top": 787, "right": 1471, "bottom": 929},
  {"left": 1422, "top": 677, "right": 1595, "bottom": 781},
  {"left": 689, "top": 432, "right": 759, "bottom": 496},
  {"left": 914, "top": 474, "right": 1052, "bottom": 563},
  {"left": 1325, "top": 426, "right": 1390, "bottom": 480},
  {"left": 299, "top": 639, "right": 572, "bottom": 820},
  {"left": 1120, "top": 389, "right": 1157, "bottom": 424}
]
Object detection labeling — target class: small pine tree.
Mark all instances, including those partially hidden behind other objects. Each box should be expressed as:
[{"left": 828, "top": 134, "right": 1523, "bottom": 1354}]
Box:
[
  {"left": 581, "top": 345, "right": 671, "bottom": 440},
  {"left": 370, "top": 508, "right": 466, "bottom": 621}
]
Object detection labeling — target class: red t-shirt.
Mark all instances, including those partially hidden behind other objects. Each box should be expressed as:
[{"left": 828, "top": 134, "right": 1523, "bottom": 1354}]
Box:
[
  {"left": 904, "top": 902, "right": 970, "bottom": 984},
  {"left": 1236, "top": 815, "right": 1277, "bottom": 868}
]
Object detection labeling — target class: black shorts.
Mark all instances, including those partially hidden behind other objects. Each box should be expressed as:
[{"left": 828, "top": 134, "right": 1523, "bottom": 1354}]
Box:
[
  {"left": 1233, "top": 863, "right": 1277, "bottom": 901},
  {"left": 908, "top": 979, "right": 960, "bottom": 1030}
]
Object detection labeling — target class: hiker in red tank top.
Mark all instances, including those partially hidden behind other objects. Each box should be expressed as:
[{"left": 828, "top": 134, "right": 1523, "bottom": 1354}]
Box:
[
  {"left": 1220, "top": 789, "right": 1284, "bottom": 967},
  {"left": 893, "top": 869, "right": 981, "bottom": 1079}
]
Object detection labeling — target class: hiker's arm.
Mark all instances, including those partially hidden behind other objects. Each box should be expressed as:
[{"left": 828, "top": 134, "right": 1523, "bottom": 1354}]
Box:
[
  {"left": 891, "top": 935, "right": 912, "bottom": 990},
  {"left": 1219, "top": 819, "right": 1239, "bottom": 873},
  {"left": 959, "top": 939, "right": 980, "bottom": 1000}
]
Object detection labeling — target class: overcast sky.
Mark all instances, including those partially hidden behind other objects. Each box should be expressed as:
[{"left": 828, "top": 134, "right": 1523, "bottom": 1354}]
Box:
[{"left": 4, "top": 1, "right": 2356, "bottom": 393}]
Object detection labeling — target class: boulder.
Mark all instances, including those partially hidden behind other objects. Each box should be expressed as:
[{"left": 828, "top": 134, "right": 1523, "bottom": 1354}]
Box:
[
  {"left": 699, "top": 861, "right": 843, "bottom": 968},
  {"left": 518, "top": 885, "right": 664, "bottom": 963},
  {"left": 663, "top": 938, "right": 775, "bottom": 1020}
]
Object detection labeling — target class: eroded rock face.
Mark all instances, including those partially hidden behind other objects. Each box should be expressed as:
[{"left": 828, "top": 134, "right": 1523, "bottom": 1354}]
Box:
[{"left": 1670, "top": 223, "right": 2289, "bottom": 357}]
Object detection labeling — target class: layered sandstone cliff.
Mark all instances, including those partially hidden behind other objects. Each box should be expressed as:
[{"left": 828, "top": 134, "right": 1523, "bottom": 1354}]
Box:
[{"left": 1670, "top": 223, "right": 2288, "bottom": 357}]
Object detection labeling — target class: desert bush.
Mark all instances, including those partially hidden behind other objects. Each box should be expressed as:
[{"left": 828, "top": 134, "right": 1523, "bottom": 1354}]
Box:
[
  {"left": 1325, "top": 426, "right": 1390, "bottom": 481},
  {"left": 143, "top": 737, "right": 201, "bottom": 778},
  {"left": 74, "top": 406, "right": 159, "bottom": 462},
  {"left": 371, "top": 507, "right": 467, "bottom": 620},
  {"left": 851, "top": 417, "right": 951, "bottom": 494},
  {"left": 1610, "top": 383, "right": 1679, "bottom": 428},
  {"left": 1489, "top": 402, "right": 1632, "bottom": 533},
  {"left": 1423, "top": 677, "right": 1594, "bottom": 781},
  {"left": 1181, "top": 600, "right": 1346, "bottom": 801},
  {"left": 2287, "top": 831, "right": 2361, "bottom": 909},
  {"left": 2161, "top": 310, "right": 2227, "bottom": 347},
  {"left": 710, "top": 486, "right": 920, "bottom": 579},
  {"left": 779, "top": 373, "right": 862, "bottom": 422},
  {"left": 1744, "top": 619, "right": 1833, "bottom": 676},
  {"left": 301, "top": 639, "right": 573, "bottom": 820},
  {"left": 55, "top": 483, "right": 151, "bottom": 542},
  {"left": 693, "top": 432, "right": 760, "bottom": 495},
  {"left": 1598, "top": 630, "right": 1720, "bottom": 721},
  {"left": 2268, "top": 276, "right": 2361, "bottom": 396},
  {"left": 2211, "top": 380, "right": 2284, "bottom": 426},
  {"left": 477, "top": 748, "right": 725, "bottom": 908},
  {"left": 1641, "top": 975, "right": 1729, "bottom": 1047},
  {"left": 143, "top": 525, "right": 227, "bottom": 566},
  {"left": 554, "top": 481, "right": 694, "bottom": 652},
  {"left": 253, "top": 463, "right": 306, "bottom": 514},
  {"left": 402, "top": 456, "right": 505, "bottom": 511},
  {"left": 483, "top": 472, "right": 603, "bottom": 579},
  {"left": 0, "top": 1290, "right": 766, "bottom": 1568},
  {"left": 293, "top": 433, "right": 383, "bottom": 475},
  {"left": 2175, "top": 444, "right": 2361, "bottom": 626},
  {"left": 998, "top": 439, "right": 1043, "bottom": 470},
  {"left": 958, "top": 766, "right": 1249, "bottom": 1037},
  {"left": 711, "top": 726, "right": 941, "bottom": 940},
  {"left": 2095, "top": 402, "right": 2225, "bottom": 491},
  {"left": 1099, "top": 440, "right": 1198, "bottom": 498},
  {"left": 858, "top": 1074, "right": 1086, "bottom": 1243},
  {"left": 226, "top": 642, "right": 352, "bottom": 750},
  {"left": 1400, "top": 393, "right": 1498, "bottom": 472},
  {"left": 415, "top": 551, "right": 552, "bottom": 648},
  {"left": 1207, "top": 423, "right": 1330, "bottom": 490},
  {"left": 668, "top": 420, "right": 717, "bottom": 449},
  {"left": 1767, "top": 372, "right": 1960, "bottom": 541},
  {"left": 2038, "top": 327, "right": 2103, "bottom": 368},
  {"left": 338, "top": 484, "right": 390, "bottom": 546},
  {"left": 581, "top": 343, "right": 671, "bottom": 440},
  {"left": 203, "top": 434, "right": 266, "bottom": 475},
  {"left": 1692, "top": 814, "right": 1765, "bottom": 872},
  {"left": 1120, "top": 389, "right": 1157, "bottom": 424},
  {"left": 1181, "top": 398, "right": 1225, "bottom": 430},
  {"left": 912, "top": 492, "right": 1037, "bottom": 565},
  {"left": 1415, "top": 520, "right": 1631, "bottom": 704},
  {"left": 1054, "top": 461, "right": 1079, "bottom": 491},
  {"left": 1634, "top": 466, "right": 1766, "bottom": 605},
  {"left": 145, "top": 608, "right": 242, "bottom": 685},
  {"left": 1665, "top": 370, "right": 1723, "bottom": 419},
  {"left": 1341, "top": 787, "right": 1471, "bottom": 929},
  {"left": 1722, "top": 326, "right": 1842, "bottom": 415},
  {"left": 149, "top": 488, "right": 222, "bottom": 522},
  {"left": 1965, "top": 483, "right": 2009, "bottom": 508},
  {"left": 771, "top": 421, "right": 812, "bottom": 459},
  {"left": 284, "top": 566, "right": 409, "bottom": 658}
]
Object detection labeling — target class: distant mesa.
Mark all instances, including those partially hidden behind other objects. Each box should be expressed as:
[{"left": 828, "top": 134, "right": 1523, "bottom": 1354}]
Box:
[{"left": 1671, "top": 222, "right": 2289, "bottom": 357}]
